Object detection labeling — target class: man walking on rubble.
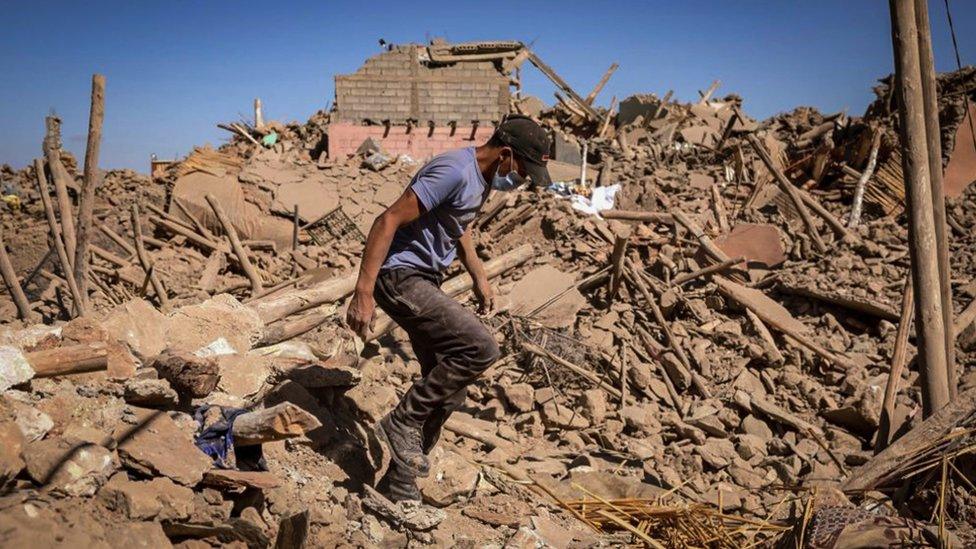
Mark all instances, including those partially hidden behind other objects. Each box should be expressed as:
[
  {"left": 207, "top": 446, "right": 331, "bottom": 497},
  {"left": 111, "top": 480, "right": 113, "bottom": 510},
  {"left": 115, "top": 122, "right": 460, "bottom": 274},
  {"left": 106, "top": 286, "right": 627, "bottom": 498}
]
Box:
[{"left": 345, "top": 115, "right": 552, "bottom": 502}]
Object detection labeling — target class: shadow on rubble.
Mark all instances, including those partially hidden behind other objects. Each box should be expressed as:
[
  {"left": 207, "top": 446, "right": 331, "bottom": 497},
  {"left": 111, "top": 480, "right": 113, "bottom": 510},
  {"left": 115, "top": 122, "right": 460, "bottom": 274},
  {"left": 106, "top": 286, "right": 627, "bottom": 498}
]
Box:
[
  {"left": 31, "top": 409, "right": 165, "bottom": 492},
  {"left": 261, "top": 380, "right": 379, "bottom": 494}
]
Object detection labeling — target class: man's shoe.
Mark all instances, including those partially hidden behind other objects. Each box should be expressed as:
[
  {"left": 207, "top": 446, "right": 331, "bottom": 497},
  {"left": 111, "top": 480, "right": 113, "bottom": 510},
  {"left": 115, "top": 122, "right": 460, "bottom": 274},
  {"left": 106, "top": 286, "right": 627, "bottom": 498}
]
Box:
[
  {"left": 376, "top": 413, "right": 430, "bottom": 478},
  {"left": 377, "top": 465, "right": 422, "bottom": 503}
]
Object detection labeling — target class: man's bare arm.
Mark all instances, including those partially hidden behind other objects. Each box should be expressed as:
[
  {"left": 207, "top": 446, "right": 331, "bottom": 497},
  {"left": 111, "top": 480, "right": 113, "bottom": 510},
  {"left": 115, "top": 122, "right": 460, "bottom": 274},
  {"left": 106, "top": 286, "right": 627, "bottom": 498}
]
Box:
[
  {"left": 458, "top": 229, "right": 494, "bottom": 314},
  {"left": 346, "top": 188, "right": 423, "bottom": 337}
]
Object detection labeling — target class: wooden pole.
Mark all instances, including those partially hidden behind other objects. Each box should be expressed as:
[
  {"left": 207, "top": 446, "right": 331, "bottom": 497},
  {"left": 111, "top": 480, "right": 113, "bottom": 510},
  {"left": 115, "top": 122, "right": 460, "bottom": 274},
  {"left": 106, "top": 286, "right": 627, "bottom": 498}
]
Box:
[
  {"left": 254, "top": 98, "right": 264, "bottom": 129},
  {"left": 600, "top": 210, "right": 673, "bottom": 224},
  {"left": 889, "top": 0, "right": 950, "bottom": 416},
  {"left": 130, "top": 204, "right": 170, "bottom": 310},
  {"left": 876, "top": 278, "right": 914, "bottom": 452},
  {"left": 914, "top": 0, "right": 956, "bottom": 397},
  {"left": 43, "top": 117, "right": 77, "bottom": 260},
  {"left": 205, "top": 194, "right": 264, "bottom": 293},
  {"left": 0, "top": 228, "right": 34, "bottom": 320},
  {"left": 584, "top": 63, "right": 618, "bottom": 105},
  {"left": 73, "top": 74, "right": 106, "bottom": 311},
  {"left": 848, "top": 129, "right": 882, "bottom": 228},
  {"left": 292, "top": 205, "right": 300, "bottom": 251},
  {"left": 607, "top": 222, "right": 631, "bottom": 301},
  {"left": 35, "top": 158, "right": 85, "bottom": 317},
  {"left": 27, "top": 342, "right": 108, "bottom": 377}
]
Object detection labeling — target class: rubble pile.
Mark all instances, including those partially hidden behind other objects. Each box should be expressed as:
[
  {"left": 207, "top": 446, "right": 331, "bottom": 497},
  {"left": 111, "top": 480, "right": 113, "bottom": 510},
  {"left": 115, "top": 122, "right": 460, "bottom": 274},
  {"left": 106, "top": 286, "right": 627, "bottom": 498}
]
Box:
[{"left": 2, "top": 59, "right": 976, "bottom": 547}]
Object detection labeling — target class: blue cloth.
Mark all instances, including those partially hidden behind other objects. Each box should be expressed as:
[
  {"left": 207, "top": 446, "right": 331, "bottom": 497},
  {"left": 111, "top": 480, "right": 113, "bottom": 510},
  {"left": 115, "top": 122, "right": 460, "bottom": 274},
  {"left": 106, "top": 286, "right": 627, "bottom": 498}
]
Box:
[
  {"left": 383, "top": 147, "right": 487, "bottom": 274},
  {"left": 193, "top": 405, "right": 265, "bottom": 471}
]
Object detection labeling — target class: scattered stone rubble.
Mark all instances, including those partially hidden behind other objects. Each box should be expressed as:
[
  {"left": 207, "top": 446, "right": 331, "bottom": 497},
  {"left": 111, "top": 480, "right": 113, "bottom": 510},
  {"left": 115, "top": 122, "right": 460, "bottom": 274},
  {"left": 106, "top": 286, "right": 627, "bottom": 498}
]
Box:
[{"left": 1, "top": 57, "right": 976, "bottom": 547}]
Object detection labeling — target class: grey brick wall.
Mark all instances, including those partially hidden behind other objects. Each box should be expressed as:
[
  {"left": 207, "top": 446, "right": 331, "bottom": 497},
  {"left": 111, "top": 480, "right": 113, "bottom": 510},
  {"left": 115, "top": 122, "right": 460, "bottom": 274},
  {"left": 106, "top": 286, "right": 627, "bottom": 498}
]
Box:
[{"left": 334, "top": 45, "right": 510, "bottom": 124}]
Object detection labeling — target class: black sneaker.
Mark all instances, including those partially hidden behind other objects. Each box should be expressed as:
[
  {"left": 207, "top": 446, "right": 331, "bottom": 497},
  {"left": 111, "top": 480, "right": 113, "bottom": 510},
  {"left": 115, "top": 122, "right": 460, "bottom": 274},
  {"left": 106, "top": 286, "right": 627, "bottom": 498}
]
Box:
[
  {"left": 377, "top": 465, "right": 422, "bottom": 503},
  {"left": 376, "top": 413, "right": 430, "bottom": 478}
]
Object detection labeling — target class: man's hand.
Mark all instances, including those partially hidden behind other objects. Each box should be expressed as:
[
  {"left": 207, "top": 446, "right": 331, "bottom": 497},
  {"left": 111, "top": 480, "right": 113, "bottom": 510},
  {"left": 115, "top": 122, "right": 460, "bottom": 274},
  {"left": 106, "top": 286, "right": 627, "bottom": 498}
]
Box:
[
  {"left": 346, "top": 289, "right": 376, "bottom": 339},
  {"left": 473, "top": 276, "right": 495, "bottom": 316}
]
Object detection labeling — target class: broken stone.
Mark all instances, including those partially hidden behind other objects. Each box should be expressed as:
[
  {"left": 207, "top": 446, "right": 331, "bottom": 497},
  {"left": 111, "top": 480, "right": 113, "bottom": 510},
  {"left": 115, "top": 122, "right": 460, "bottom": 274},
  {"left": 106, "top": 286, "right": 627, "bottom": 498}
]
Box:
[
  {"left": 540, "top": 401, "right": 589, "bottom": 430},
  {"left": 361, "top": 484, "right": 445, "bottom": 531},
  {"left": 498, "top": 382, "right": 535, "bottom": 413},
  {"left": 99, "top": 473, "right": 195, "bottom": 520},
  {"left": 506, "top": 265, "right": 586, "bottom": 329},
  {"left": 582, "top": 389, "right": 607, "bottom": 424},
  {"left": 105, "top": 521, "right": 174, "bottom": 548},
  {"left": 0, "top": 419, "right": 26, "bottom": 485},
  {"left": 150, "top": 350, "right": 221, "bottom": 398},
  {"left": 417, "top": 447, "right": 480, "bottom": 507},
  {"left": 23, "top": 436, "right": 117, "bottom": 496},
  {"left": 124, "top": 378, "right": 179, "bottom": 408},
  {"left": 115, "top": 408, "right": 211, "bottom": 486}
]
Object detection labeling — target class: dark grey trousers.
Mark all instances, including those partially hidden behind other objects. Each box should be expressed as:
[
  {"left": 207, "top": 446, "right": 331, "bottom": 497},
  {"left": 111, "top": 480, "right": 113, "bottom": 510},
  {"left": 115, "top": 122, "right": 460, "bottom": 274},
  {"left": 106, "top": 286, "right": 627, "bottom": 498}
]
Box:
[{"left": 374, "top": 267, "right": 500, "bottom": 452}]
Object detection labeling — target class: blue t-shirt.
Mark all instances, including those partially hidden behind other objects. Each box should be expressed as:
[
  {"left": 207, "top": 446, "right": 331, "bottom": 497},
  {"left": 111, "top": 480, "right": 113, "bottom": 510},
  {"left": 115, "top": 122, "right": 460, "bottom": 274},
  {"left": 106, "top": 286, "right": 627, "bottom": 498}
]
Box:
[{"left": 383, "top": 147, "right": 488, "bottom": 273}]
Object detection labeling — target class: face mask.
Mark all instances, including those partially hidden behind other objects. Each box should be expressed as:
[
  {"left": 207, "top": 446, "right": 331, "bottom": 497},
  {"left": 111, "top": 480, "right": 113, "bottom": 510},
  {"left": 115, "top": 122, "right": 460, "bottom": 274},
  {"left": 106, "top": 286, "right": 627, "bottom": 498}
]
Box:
[{"left": 490, "top": 155, "right": 524, "bottom": 192}]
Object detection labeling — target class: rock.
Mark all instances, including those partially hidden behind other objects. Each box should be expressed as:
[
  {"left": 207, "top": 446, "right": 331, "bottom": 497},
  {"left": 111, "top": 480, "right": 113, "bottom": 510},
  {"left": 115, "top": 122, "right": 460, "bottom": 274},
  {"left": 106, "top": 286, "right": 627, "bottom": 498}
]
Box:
[
  {"left": 498, "top": 383, "right": 534, "bottom": 413},
  {"left": 105, "top": 521, "right": 174, "bottom": 548},
  {"left": 165, "top": 294, "right": 264, "bottom": 355},
  {"left": 619, "top": 405, "right": 661, "bottom": 435},
  {"left": 0, "top": 499, "right": 105, "bottom": 547},
  {"left": 102, "top": 299, "right": 169, "bottom": 360},
  {"left": 345, "top": 383, "right": 398, "bottom": 423},
  {"left": 696, "top": 438, "right": 737, "bottom": 470},
  {"left": 23, "top": 436, "right": 117, "bottom": 496},
  {"left": 361, "top": 484, "right": 445, "bottom": 531},
  {"left": 124, "top": 378, "right": 179, "bottom": 408},
  {"left": 0, "top": 419, "right": 26, "bottom": 484},
  {"left": 149, "top": 350, "right": 220, "bottom": 398},
  {"left": 540, "top": 401, "right": 589, "bottom": 430},
  {"left": 506, "top": 265, "right": 586, "bottom": 329},
  {"left": 688, "top": 404, "right": 729, "bottom": 438},
  {"left": 417, "top": 447, "right": 480, "bottom": 506},
  {"left": 202, "top": 470, "right": 280, "bottom": 491},
  {"left": 4, "top": 395, "right": 53, "bottom": 442},
  {"left": 277, "top": 354, "right": 362, "bottom": 388},
  {"left": 582, "top": 389, "right": 607, "bottom": 424},
  {"left": 99, "top": 474, "right": 195, "bottom": 520},
  {"left": 739, "top": 414, "right": 774, "bottom": 441},
  {"left": 735, "top": 433, "right": 768, "bottom": 461},
  {"left": 116, "top": 408, "right": 211, "bottom": 486},
  {"left": 215, "top": 354, "right": 272, "bottom": 400},
  {"left": 0, "top": 346, "right": 34, "bottom": 391}
]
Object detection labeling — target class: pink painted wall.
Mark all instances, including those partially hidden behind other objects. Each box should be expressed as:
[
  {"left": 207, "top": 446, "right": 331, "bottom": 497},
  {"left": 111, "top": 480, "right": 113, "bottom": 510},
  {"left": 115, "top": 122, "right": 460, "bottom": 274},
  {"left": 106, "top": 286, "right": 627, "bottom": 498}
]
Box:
[{"left": 328, "top": 122, "right": 495, "bottom": 160}]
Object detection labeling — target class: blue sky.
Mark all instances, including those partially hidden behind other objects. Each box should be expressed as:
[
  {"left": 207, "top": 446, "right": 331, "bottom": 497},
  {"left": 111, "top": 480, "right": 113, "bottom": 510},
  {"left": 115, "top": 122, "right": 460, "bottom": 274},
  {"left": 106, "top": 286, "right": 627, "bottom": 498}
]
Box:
[{"left": 2, "top": 1, "right": 975, "bottom": 172}]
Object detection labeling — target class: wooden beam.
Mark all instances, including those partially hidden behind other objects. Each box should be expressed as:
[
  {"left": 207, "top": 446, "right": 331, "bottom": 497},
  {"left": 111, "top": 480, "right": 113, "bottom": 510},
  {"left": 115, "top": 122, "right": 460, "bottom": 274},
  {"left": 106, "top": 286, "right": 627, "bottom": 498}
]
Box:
[
  {"left": 584, "top": 63, "right": 618, "bottom": 105},
  {"left": 43, "top": 117, "right": 77, "bottom": 260},
  {"left": 130, "top": 204, "right": 170, "bottom": 310},
  {"left": 527, "top": 51, "right": 600, "bottom": 121},
  {"left": 205, "top": 194, "right": 263, "bottom": 294},
  {"left": 0, "top": 228, "right": 35, "bottom": 320},
  {"left": 232, "top": 402, "right": 322, "bottom": 447},
  {"left": 914, "top": 0, "right": 955, "bottom": 397},
  {"left": 35, "top": 158, "right": 85, "bottom": 317},
  {"left": 73, "top": 74, "right": 105, "bottom": 312},
  {"left": 889, "top": 0, "right": 950, "bottom": 415}
]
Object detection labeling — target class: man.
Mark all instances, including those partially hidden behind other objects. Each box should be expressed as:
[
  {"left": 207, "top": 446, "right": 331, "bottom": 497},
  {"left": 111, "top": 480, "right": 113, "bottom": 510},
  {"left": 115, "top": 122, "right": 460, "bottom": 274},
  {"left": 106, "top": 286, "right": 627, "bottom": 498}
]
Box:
[{"left": 345, "top": 115, "right": 552, "bottom": 501}]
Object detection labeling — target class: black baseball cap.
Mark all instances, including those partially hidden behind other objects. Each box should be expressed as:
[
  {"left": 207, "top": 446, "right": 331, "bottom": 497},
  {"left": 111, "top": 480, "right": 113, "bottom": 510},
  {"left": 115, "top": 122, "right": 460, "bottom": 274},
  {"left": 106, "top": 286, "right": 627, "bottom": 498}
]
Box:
[{"left": 493, "top": 114, "right": 552, "bottom": 187}]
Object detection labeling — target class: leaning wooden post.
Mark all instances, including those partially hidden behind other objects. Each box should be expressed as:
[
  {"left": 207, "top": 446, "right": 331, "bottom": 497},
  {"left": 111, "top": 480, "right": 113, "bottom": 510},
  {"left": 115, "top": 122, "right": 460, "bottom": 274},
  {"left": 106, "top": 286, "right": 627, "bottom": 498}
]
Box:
[
  {"left": 848, "top": 128, "right": 882, "bottom": 228},
  {"left": 914, "top": 0, "right": 956, "bottom": 397},
  {"left": 607, "top": 221, "right": 631, "bottom": 301},
  {"left": 73, "top": 74, "right": 106, "bottom": 312},
  {"left": 130, "top": 204, "right": 170, "bottom": 310},
  {"left": 43, "top": 116, "right": 77, "bottom": 260},
  {"left": 254, "top": 98, "right": 264, "bottom": 129},
  {"left": 0, "top": 228, "right": 34, "bottom": 320},
  {"left": 876, "top": 278, "right": 914, "bottom": 452},
  {"left": 889, "top": 0, "right": 950, "bottom": 416},
  {"left": 35, "top": 159, "right": 86, "bottom": 317},
  {"left": 205, "top": 194, "right": 264, "bottom": 293}
]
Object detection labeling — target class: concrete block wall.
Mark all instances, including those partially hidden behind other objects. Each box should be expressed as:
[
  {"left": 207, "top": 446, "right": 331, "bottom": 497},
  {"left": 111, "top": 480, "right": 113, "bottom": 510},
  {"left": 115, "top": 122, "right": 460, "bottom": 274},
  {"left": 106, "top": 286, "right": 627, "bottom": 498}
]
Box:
[
  {"left": 334, "top": 45, "right": 510, "bottom": 125},
  {"left": 328, "top": 122, "right": 495, "bottom": 160}
]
